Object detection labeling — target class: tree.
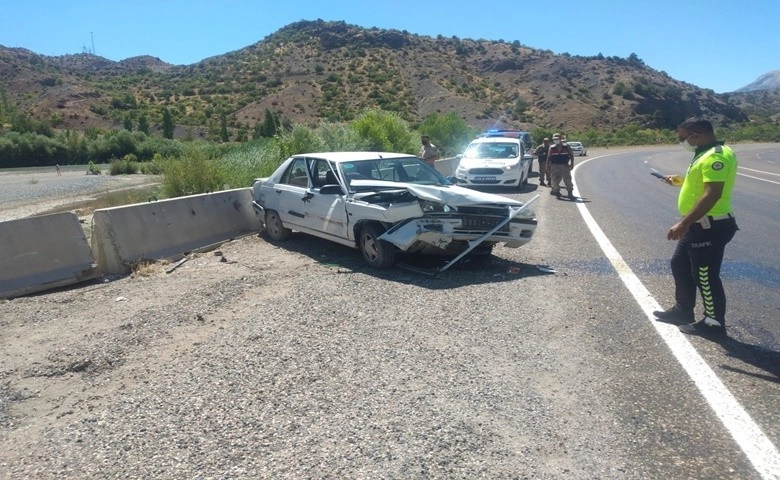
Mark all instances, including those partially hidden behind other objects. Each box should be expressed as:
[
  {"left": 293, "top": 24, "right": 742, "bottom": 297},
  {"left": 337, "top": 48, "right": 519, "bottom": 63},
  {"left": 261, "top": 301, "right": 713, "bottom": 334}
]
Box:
[
  {"left": 220, "top": 110, "right": 229, "bottom": 142},
  {"left": 259, "top": 109, "right": 278, "bottom": 137},
  {"left": 161, "top": 108, "right": 174, "bottom": 139},
  {"left": 628, "top": 52, "right": 645, "bottom": 66},
  {"left": 252, "top": 121, "right": 263, "bottom": 140},
  {"left": 418, "top": 112, "right": 475, "bottom": 157},
  {"left": 123, "top": 115, "right": 133, "bottom": 131},
  {"left": 137, "top": 113, "right": 149, "bottom": 135}
]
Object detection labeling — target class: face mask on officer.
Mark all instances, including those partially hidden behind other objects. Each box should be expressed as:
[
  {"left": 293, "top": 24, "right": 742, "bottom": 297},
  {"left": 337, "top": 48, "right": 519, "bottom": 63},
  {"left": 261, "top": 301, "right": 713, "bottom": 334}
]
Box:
[
  {"left": 679, "top": 132, "right": 696, "bottom": 152},
  {"left": 554, "top": 139, "right": 562, "bottom": 145}
]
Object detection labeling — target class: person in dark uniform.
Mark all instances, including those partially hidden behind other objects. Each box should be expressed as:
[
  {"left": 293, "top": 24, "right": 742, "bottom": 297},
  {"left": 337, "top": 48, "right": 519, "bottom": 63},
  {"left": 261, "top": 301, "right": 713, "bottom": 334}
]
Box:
[
  {"left": 653, "top": 118, "right": 739, "bottom": 338},
  {"left": 547, "top": 133, "right": 574, "bottom": 199},
  {"left": 534, "top": 138, "right": 551, "bottom": 186}
]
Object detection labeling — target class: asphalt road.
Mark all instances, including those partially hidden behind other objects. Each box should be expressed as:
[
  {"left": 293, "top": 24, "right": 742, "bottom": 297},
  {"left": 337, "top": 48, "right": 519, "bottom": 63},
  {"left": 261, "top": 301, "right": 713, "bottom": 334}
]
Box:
[{"left": 506, "top": 144, "right": 779, "bottom": 479}]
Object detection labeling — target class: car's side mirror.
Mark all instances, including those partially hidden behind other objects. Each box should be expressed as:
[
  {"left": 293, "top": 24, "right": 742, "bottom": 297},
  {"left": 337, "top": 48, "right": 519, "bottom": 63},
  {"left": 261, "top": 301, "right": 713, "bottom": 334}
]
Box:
[{"left": 320, "top": 184, "right": 343, "bottom": 195}]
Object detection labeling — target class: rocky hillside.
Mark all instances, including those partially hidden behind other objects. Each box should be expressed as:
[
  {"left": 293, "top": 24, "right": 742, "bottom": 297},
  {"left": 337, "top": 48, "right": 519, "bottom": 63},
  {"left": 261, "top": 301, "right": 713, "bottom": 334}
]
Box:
[{"left": 0, "top": 20, "right": 764, "bottom": 139}]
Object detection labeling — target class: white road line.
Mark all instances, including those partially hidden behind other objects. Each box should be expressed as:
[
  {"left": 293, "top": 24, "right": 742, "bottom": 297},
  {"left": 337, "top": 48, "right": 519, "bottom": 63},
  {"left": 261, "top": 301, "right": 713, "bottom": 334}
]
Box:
[
  {"left": 572, "top": 155, "right": 780, "bottom": 480},
  {"left": 738, "top": 172, "right": 780, "bottom": 185},
  {"left": 739, "top": 166, "right": 780, "bottom": 176}
]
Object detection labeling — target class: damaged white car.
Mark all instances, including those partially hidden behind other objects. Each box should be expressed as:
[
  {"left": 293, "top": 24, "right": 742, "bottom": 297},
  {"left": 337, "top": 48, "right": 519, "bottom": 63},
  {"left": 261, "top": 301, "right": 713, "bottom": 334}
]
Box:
[{"left": 251, "top": 152, "right": 537, "bottom": 270}]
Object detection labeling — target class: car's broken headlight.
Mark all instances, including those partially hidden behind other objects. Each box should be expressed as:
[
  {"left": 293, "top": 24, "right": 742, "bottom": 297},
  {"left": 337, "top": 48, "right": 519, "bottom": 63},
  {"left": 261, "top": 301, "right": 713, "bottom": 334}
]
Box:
[{"left": 419, "top": 200, "right": 450, "bottom": 213}]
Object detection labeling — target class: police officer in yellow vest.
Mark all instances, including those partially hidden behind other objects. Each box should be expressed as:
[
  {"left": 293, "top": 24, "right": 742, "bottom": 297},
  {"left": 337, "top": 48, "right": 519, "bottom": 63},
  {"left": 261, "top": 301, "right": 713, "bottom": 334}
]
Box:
[{"left": 653, "top": 118, "right": 738, "bottom": 338}]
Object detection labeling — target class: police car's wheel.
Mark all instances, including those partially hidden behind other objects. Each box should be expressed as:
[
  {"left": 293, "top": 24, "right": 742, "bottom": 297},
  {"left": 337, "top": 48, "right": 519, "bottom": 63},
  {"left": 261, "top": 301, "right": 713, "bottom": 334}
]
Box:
[
  {"left": 359, "top": 223, "right": 397, "bottom": 268},
  {"left": 521, "top": 163, "right": 530, "bottom": 187},
  {"left": 264, "top": 210, "right": 292, "bottom": 241}
]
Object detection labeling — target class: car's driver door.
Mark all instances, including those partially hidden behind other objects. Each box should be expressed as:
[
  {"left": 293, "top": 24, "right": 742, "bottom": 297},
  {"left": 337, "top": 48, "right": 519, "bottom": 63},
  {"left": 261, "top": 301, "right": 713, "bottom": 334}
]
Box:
[
  {"left": 274, "top": 157, "right": 310, "bottom": 231},
  {"left": 300, "top": 159, "right": 349, "bottom": 240}
]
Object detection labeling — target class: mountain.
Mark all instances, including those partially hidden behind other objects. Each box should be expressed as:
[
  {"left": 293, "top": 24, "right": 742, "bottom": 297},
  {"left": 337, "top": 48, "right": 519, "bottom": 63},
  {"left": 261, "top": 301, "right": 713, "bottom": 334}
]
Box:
[
  {"left": 0, "top": 20, "right": 758, "bottom": 139},
  {"left": 723, "top": 71, "right": 780, "bottom": 120},
  {"left": 735, "top": 70, "right": 780, "bottom": 92}
]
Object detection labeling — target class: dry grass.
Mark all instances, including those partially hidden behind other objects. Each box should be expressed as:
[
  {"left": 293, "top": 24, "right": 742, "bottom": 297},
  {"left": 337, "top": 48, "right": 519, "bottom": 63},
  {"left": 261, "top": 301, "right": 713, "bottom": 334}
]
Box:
[{"left": 130, "top": 260, "right": 169, "bottom": 277}]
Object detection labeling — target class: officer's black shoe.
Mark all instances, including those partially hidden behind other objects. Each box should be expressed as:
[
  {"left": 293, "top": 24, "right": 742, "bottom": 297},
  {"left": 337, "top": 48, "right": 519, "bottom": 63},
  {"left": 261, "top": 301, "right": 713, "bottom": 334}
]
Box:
[
  {"left": 567, "top": 194, "right": 576, "bottom": 200},
  {"left": 679, "top": 317, "right": 726, "bottom": 339},
  {"left": 653, "top": 306, "right": 695, "bottom": 325}
]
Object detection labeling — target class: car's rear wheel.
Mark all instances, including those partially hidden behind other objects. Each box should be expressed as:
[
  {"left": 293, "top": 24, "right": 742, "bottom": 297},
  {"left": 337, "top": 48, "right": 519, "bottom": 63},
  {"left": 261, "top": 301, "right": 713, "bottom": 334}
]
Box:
[
  {"left": 264, "top": 210, "right": 292, "bottom": 241},
  {"left": 359, "top": 223, "right": 397, "bottom": 268}
]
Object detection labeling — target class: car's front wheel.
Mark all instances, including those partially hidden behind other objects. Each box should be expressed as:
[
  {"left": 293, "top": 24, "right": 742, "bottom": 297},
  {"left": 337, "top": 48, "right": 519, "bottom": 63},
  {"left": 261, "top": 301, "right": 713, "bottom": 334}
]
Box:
[
  {"left": 359, "top": 223, "right": 397, "bottom": 268},
  {"left": 264, "top": 210, "right": 292, "bottom": 241}
]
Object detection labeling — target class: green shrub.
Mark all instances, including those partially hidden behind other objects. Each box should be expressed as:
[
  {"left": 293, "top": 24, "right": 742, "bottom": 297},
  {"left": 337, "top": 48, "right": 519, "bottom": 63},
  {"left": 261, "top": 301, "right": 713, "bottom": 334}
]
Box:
[
  {"left": 277, "top": 124, "right": 326, "bottom": 158},
  {"left": 160, "top": 149, "right": 227, "bottom": 197},
  {"left": 220, "top": 140, "right": 283, "bottom": 188},
  {"left": 87, "top": 161, "right": 102, "bottom": 175},
  {"left": 349, "top": 109, "right": 415, "bottom": 153},
  {"left": 109, "top": 155, "right": 139, "bottom": 175},
  {"left": 418, "top": 112, "right": 477, "bottom": 157},
  {"left": 138, "top": 158, "right": 165, "bottom": 175}
]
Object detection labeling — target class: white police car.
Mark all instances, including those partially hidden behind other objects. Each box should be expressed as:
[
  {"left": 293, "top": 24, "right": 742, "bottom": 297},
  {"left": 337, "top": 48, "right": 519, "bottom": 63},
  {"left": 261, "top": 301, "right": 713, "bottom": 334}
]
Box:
[{"left": 454, "top": 130, "right": 533, "bottom": 189}]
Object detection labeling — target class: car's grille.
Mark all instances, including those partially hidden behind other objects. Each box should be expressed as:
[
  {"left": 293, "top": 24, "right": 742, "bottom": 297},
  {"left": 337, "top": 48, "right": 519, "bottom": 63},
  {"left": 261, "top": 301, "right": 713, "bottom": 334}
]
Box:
[
  {"left": 457, "top": 206, "right": 512, "bottom": 216},
  {"left": 470, "top": 179, "right": 502, "bottom": 185},
  {"left": 460, "top": 215, "right": 510, "bottom": 232},
  {"left": 468, "top": 168, "right": 504, "bottom": 175}
]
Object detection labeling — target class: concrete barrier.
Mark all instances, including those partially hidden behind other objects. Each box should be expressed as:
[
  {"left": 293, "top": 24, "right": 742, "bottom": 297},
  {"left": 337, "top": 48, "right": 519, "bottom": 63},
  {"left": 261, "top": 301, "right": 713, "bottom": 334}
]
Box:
[
  {"left": 91, "top": 188, "right": 261, "bottom": 275},
  {"left": 0, "top": 212, "right": 99, "bottom": 299},
  {"left": 434, "top": 156, "right": 459, "bottom": 177}
]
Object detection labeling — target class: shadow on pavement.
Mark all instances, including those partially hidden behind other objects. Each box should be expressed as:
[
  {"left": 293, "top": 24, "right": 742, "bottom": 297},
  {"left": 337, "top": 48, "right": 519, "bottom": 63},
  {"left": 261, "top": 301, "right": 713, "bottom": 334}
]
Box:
[
  {"left": 264, "top": 232, "right": 554, "bottom": 289},
  {"left": 719, "top": 338, "right": 780, "bottom": 384}
]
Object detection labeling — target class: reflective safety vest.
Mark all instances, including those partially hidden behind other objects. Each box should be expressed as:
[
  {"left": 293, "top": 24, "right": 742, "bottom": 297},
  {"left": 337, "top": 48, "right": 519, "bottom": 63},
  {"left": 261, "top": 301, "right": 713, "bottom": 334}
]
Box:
[{"left": 678, "top": 144, "right": 737, "bottom": 216}]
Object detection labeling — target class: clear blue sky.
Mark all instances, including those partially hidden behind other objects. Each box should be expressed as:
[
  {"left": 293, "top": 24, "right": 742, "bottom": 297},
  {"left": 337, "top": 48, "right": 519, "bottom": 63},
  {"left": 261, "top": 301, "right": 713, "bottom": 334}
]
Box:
[{"left": 1, "top": 0, "right": 777, "bottom": 93}]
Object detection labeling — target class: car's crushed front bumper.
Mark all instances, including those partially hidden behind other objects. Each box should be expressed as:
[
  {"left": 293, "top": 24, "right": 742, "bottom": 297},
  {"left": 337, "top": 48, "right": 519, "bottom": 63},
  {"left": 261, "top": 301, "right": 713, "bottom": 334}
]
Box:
[
  {"left": 251, "top": 201, "right": 265, "bottom": 228},
  {"left": 379, "top": 197, "right": 538, "bottom": 252}
]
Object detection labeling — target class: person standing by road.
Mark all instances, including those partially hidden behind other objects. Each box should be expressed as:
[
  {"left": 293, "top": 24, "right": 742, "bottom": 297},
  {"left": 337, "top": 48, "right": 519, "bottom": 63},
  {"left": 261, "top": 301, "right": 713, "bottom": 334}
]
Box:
[
  {"left": 547, "top": 133, "right": 574, "bottom": 199},
  {"left": 534, "top": 137, "right": 551, "bottom": 186},
  {"left": 653, "top": 118, "right": 739, "bottom": 338},
  {"left": 419, "top": 135, "right": 440, "bottom": 167}
]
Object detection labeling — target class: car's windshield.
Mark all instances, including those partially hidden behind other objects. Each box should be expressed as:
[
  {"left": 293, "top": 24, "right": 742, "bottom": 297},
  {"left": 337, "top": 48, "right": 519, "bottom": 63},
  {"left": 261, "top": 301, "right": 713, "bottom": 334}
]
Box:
[
  {"left": 464, "top": 142, "right": 519, "bottom": 159},
  {"left": 339, "top": 157, "right": 451, "bottom": 190}
]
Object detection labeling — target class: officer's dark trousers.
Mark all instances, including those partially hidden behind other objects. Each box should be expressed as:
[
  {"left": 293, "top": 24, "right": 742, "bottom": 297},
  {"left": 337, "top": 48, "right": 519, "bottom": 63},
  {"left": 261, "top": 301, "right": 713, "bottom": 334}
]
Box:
[{"left": 670, "top": 217, "right": 738, "bottom": 323}]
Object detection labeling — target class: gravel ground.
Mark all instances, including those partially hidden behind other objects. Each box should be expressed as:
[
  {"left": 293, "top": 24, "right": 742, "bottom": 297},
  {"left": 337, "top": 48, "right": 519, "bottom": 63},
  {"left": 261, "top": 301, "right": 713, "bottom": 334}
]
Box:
[
  {"left": 1, "top": 234, "right": 633, "bottom": 479},
  {"left": 0, "top": 168, "right": 159, "bottom": 222}
]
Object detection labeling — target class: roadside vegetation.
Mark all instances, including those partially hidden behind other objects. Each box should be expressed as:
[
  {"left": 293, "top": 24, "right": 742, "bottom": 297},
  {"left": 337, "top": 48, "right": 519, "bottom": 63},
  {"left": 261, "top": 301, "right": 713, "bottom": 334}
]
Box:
[{"left": 1, "top": 105, "right": 779, "bottom": 199}]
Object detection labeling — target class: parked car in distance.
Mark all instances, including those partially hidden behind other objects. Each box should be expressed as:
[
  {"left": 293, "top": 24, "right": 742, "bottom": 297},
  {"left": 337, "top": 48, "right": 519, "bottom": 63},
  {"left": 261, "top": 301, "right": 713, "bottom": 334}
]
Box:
[
  {"left": 568, "top": 141, "right": 587, "bottom": 156},
  {"left": 454, "top": 134, "right": 532, "bottom": 189},
  {"left": 251, "top": 152, "right": 537, "bottom": 269}
]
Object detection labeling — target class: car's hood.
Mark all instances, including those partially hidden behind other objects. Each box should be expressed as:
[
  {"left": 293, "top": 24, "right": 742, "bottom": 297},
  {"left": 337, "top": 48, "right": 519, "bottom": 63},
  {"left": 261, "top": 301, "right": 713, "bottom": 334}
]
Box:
[{"left": 349, "top": 180, "right": 523, "bottom": 207}]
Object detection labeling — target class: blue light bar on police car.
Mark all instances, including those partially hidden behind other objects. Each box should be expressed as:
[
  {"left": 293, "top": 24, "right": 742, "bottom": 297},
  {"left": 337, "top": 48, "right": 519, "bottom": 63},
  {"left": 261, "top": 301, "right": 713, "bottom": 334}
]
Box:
[{"left": 480, "top": 129, "right": 521, "bottom": 138}]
